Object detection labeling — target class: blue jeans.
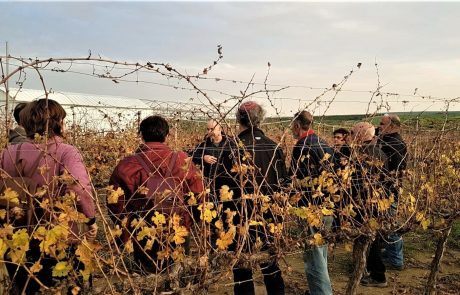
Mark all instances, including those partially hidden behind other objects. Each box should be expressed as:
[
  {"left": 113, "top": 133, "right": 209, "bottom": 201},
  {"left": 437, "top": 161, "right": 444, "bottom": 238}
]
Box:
[
  {"left": 383, "top": 234, "right": 404, "bottom": 267},
  {"left": 303, "top": 216, "right": 333, "bottom": 295},
  {"left": 382, "top": 204, "right": 404, "bottom": 267}
]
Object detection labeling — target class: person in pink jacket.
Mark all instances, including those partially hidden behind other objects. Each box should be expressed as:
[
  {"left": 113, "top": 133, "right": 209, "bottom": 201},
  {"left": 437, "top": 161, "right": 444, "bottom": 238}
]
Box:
[{"left": 1, "top": 99, "right": 97, "bottom": 294}]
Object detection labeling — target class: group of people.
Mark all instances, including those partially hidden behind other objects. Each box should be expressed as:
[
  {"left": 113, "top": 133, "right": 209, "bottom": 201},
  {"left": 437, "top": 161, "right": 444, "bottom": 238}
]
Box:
[{"left": 1, "top": 99, "right": 407, "bottom": 294}]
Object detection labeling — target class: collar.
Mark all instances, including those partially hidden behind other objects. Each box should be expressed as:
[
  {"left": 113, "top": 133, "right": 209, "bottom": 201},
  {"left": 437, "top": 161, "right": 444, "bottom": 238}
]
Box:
[
  {"left": 238, "top": 127, "right": 265, "bottom": 138},
  {"left": 138, "top": 142, "right": 170, "bottom": 152},
  {"left": 298, "top": 129, "right": 315, "bottom": 140}
]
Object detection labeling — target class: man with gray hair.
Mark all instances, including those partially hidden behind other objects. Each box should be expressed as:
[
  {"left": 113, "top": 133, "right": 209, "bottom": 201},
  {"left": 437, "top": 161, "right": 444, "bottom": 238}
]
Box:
[
  {"left": 350, "top": 122, "right": 389, "bottom": 288},
  {"left": 231, "top": 101, "right": 287, "bottom": 295},
  {"left": 378, "top": 114, "right": 407, "bottom": 270}
]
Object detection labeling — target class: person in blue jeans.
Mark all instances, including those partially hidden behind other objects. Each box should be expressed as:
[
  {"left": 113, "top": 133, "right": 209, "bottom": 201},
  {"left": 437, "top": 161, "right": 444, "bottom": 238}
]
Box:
[
  {"left": 378, "top": 114, "right": 407, "bottom": 270},
  {"left": 303, "top": 216, "right": 334, "bottom": 295},
  {"left": 290, "top": 111, "right": 334, "bottom": 295}
]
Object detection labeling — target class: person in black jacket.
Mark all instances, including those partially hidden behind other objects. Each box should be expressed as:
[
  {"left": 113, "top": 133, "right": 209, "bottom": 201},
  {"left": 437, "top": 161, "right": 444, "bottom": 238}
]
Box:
[
  {"left": 290, "top": 110, "right": 334, "bottom": 295},
  {"left": 191, "top": 119, "right": 237, "bottom": 198},
  {"left": 231, "top": 101, "right": 286, "bottom": 295},
  {"left": 350, "top": 122, "right": 389, "bottom": 288},
  {"left": 378, "top": 114, "right": 407, "bottom": 270}
]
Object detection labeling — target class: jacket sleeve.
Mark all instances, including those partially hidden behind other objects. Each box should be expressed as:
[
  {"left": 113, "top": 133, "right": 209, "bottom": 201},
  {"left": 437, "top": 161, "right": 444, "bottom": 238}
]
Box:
[
  {"left": 61, "top": 146, "right": 96, "bottom": 219},
  {"left": 191, "top": 141, "right": 206, "bottom": 167}
]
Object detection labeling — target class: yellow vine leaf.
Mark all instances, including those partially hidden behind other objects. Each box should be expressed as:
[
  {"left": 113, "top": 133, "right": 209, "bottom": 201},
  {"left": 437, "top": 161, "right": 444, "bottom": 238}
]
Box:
[
  {"left": 124, "top": 240, "right": 134, "bottom": 254},
  {"left": 30, "top": 261, "right": 43, "bottom": 273},
  {"left": 249, "top": 220, "right": 263, "bottom": 226},
  {"left": 0, "top": 209, "right": 6, "bottom": 220},
  {"left": 268, "top": 223, "right": 283, "bottom": 235},
  {"left": 187, "top": 192, "right": 197, "bottom": 206},
  {"left": 152, "top": 212, "right": 166, "bottom": 226},
  {"left": 421, "top": 218, "right": 430, "bottom": 230},
  {"left": 106, "top": 186, "right": 124, "bottom": 204},
  {"left": 198, "top": 202, "right": 217, "bottom": 223},
  {"left": 111, "top": 225, "right": 122, "bottom": 238},
  {"left": 321, "top": 208, "right": 334, "bottom": 216},
  {"left": 216, "top": 226, "right": 236, "bottom": 250},
  {"left": 157, "top": 248, "right": 171, "bottom": 260},
  {"left": 0, "top": 187, "right": 20, "bottom": 206},
  {"left": 344, "top": 242, "right": 353, "bottom": 252},
  {"left": 215, "top": 220, "right": 223, "bottom": 231},
  {"left": 219, "top": 185, "right": 234, "bottom": 202},
  {"left": 368, "top": 218, "right": 379, "bottom": 231},
  {"left": 313, "top": 233, "right": 324, "bottom": 246},
  {"left": 52, "top": 261, "right": 72, "bottom": 277},
  {"left": 171, "top": 247, "right": 185, "bottom": 262},
  {"left": 137, "top": 226, "right": 155, "bottom": 241},
  {"left": 171, "top": 225, "right": 188, "bottom": 245},
  {"left": 0, "top": 238, "right": 8, "bottom": 259},
  {"left": 9, "top": 229, "right": 30, "bottom": 263}
]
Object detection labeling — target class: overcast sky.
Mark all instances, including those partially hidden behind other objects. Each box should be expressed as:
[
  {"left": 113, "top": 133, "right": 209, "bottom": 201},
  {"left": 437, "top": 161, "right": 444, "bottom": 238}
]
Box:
[{"left": 1, "top": 1, "right": 459, "bottom": 116}]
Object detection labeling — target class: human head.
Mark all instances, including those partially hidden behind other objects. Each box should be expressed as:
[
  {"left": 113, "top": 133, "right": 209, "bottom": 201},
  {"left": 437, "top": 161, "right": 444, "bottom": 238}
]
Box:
[
  {"left": 351, "top": 122, "right": 375, "bottom": 144},
  {"left": 20, "top": 99, "right": 66, "bottom": 139},
  {"left": 333, "top": 128, "right": 349, "bottom": 146},
  {"left": 379, "top": 113, "right": 401, "bottom": 135},
  {"left": 291, "top": 110, "right": 313, "bottom": 139},
  {"left": 139, "top": 115, "right": 169, "bottom": 143},
  {"left": 13, "top": 103, "right": 27, "bottom": 125},
  {"left": 236, "top": 101, "right": 265, "bottom": 130},
  {"left": 206, "top": 119, "right": 223, "bottom": 143}
]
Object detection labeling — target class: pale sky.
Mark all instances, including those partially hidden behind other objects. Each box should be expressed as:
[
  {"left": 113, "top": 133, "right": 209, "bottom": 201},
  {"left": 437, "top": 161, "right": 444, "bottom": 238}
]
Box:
[{"left": 1, "top": 1, "right": 459, "bottom": 116}]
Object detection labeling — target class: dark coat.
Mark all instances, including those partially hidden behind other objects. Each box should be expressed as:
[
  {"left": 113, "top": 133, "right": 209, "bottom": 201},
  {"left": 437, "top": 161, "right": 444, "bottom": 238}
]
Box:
[
  {"left": 350, "top": 142, "right": 389, "bottom": 221},
  {"left": 238, "top": 127, "right": 288, "bottom": 195},
  {"left": 378, "top": 132, "right": 407, "bottom": 173},
  {"left": 290, "top": 131, "right": 335, "bottom": 206},
  {"left": 191, "top": 135, "right": 238, "bottom": 196}
]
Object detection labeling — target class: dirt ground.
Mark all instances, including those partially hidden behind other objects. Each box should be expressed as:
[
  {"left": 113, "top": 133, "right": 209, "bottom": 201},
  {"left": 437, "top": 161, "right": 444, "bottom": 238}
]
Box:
[{"left": 208, "top": 231, "right": 460, "bottom": 295}]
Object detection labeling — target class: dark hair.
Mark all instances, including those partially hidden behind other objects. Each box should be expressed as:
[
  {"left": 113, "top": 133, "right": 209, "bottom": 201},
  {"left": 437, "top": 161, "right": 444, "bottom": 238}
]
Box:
[
  {"left": 20, "top": 99, "right": 66, "bottom": 139},
  {"left": 139, "top": 115, "right": 169, "bottom": 142},
  {"left": 293, "top": 110, "right": 313, "bottom": 129},
  {"left": 236, "top": 101, "right": 265, "bottom": 128},
  {"left": 333, "top": 128, "right": 349, "bottom": 136},
  {"left": 13, "top": 103, "right": 27, "bottom": 124}
]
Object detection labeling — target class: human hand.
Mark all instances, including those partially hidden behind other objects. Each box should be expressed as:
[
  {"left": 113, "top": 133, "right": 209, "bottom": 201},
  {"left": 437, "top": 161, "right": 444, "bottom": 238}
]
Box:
[
  {"left": 204, "top": 155, "right": 217, "bottom": 164},
  {"left": 85, "top": 223, "right": 98, "bottom": 242}
]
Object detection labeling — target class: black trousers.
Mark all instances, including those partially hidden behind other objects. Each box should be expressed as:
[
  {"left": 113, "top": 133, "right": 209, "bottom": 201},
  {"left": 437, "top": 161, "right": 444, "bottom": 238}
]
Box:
[
  {"left": 367, "top": 236, "right": 386, "bottom": 282},
  {"left": 233, "top": 262, "right": 285, "bottom": 295},
  {"left": 6, "top": 241, "right": 82, "bottom": 295}
]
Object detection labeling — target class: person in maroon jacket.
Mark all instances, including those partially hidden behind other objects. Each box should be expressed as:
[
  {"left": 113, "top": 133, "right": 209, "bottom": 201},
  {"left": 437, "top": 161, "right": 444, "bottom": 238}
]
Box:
[{"left": 108, "top": 115, "right": 204, "bottom": 273}]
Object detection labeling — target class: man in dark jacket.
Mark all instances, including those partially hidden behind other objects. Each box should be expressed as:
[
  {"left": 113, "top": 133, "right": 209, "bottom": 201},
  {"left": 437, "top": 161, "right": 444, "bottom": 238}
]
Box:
[
  {"left": 350, "top": 122, "right": 389, "bottom": 288},
  {"left": 191, "top": 119, "right": 237, "bottom": 198},
  {"left": 290, "top": 110, "right": 334, "bottom": 295},
  {"left": 378, "top": 114, "right": 407, "bottom": 270},
  {"left": 231, "top": 101, "right": 286, "bottom": 295}
]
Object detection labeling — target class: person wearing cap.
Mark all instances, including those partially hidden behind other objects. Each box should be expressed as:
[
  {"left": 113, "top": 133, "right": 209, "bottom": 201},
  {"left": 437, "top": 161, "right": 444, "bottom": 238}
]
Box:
[
  {"left": 349, "top": 122, "right": 389, "bottom": 288},
  {"left": 232, "top": 101, "right": 287, "bottom": 295},
  {"left": 378, "top": 114, "right": 407, "bottom": 270},
  {"left": 290, "top": 110, "right": 335, "bottom": 295}
]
